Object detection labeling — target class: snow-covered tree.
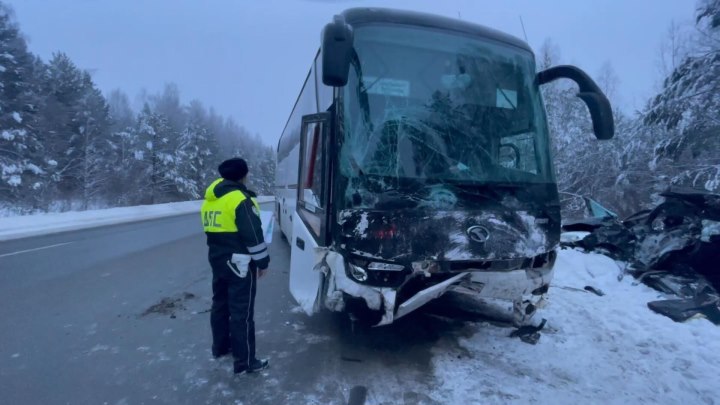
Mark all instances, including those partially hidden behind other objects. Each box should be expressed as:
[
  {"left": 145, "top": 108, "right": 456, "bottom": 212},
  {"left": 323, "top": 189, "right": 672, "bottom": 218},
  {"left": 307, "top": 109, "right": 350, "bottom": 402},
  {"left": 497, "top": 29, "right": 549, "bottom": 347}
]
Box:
[
  {"left": 645, "top": 0, "right": 720, "bottom": 192},
  {"left": 0, "top": 3, "right": 273, "bottom": 212},
  {"left": 107, "top": 89, "right": 134, "bottom": 131},
  {"left": 0, "top": 4, "right": 47, "bottom": 209},
  {"left": 697, "top": 0, "right": 720, "bottom": 29},
  {"left": 176, "top": 102, "right": 218, "bottom": 198},
  {"left": 39, "top": 53, "right": 111, "bottom": 208},
  {"left": 539, "top": 40, "right": 644, "bottom": 218},
  {"left": 76, "top": 72, "right": 112, "bottom": 208},
  {"left": 538, "top": 39, "right": 595, "bottom": 216},
  {"left": 248, "top": 144, "right": 276, "bottom": 195},
  {"left": 133, "top": 105, "right": 182, "bottom": 204},
  {"left": 104, "top": 89, "right": 138, "bottom": 204},
  {"left": 151, "top": 83, "right": 186, "bottom": 135}
]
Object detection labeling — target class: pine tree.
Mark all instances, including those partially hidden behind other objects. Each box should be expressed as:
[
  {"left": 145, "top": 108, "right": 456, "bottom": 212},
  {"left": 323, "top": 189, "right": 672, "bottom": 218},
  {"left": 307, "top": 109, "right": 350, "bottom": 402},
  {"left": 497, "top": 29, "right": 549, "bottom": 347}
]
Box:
[
  {"left": 177, "top": 119, "right": 217, "bottom": 198},
  {"left": 41, "top": 52, "right": 87, "bottom": 202},
  {"left": 105, "top": 89, "right": 137, "bottom": 204},
  {"left": 151, "top": 83, "right": 186, "bottom": 135},
  {"left": 134, "top": 105, "right": 182, "bottom": 204},
  {"left": 250, "top": 145, "right": 276, "bottom": 195},
  {"left": 39, "top": 53, "right": 111, "bottom": 208},
  {"left": 0, "top": 4, "right": 46, "bottom": 210},
  {"left": 76, "top": 71, "right": 111, "bottom": 208}
]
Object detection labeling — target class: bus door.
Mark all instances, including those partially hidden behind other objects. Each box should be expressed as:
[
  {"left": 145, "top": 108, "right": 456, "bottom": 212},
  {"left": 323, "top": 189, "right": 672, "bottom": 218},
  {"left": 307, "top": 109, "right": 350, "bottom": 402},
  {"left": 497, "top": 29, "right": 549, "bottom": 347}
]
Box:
[{"left": 290, "top": 113, "right": 332, "bottom": 314}]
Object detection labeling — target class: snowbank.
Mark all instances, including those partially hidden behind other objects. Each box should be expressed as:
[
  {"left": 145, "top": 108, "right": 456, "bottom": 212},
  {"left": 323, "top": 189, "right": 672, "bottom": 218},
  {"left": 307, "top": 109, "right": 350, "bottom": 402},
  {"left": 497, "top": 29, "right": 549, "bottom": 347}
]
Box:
[
  {"left": 0, "top": 197, "right": 274, "bottom": 241},
  {"left": 430, "top": 248, "right": 720, "bottom": 404}
]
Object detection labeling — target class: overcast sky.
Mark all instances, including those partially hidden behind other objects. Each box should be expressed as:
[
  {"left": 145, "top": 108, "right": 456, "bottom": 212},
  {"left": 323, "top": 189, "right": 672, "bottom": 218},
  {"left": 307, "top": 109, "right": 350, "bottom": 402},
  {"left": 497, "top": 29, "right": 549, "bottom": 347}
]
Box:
[{"left": 7, "top": 0, "right": 695, "bottom": 148}]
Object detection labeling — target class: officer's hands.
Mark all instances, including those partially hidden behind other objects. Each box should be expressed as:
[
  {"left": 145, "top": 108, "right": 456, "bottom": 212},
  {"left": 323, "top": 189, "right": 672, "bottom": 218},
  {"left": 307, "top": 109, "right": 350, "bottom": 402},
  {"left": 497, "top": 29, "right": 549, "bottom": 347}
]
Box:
[{"left": 258, "top": 268, "right": 269, "bottom": 279}]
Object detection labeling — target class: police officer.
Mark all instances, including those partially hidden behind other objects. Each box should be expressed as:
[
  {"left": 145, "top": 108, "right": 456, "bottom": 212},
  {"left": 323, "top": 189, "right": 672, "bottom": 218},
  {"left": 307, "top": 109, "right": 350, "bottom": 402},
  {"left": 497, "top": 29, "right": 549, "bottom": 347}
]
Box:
[{"left": 201, "top": 157, "right": 269, "bottom": 375}]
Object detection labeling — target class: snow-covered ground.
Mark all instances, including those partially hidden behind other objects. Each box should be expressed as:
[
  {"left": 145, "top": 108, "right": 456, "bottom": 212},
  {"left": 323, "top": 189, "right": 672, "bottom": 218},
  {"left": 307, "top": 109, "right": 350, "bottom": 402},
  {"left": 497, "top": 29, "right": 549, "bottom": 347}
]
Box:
[
  {"left": 0, "top": 197, "right": 274, "bottom": 241},
  {"left": 3, "top": 199, "right": 717, "bottom": 404},
  {"left": 425, "top": 248, "right": 720, "bottom": 404},
  {"left": 315, "top": 248, "right": 720, "bottom": 405}
]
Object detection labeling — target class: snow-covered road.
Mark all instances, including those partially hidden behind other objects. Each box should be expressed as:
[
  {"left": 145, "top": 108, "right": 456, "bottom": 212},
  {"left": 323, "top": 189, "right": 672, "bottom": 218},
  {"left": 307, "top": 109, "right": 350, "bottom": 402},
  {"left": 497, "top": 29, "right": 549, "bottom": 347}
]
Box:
[{"left": 2, "top": 205, "right": 718, "bottom": 404}]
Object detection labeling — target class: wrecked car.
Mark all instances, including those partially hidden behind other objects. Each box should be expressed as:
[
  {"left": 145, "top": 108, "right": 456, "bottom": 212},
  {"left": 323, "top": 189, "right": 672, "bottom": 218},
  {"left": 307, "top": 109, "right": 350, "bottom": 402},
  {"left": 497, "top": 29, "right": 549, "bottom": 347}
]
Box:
[
  {"left": 562, "top": 187, "right": 720, "bottom": 323},
  {"left": 274, "top": 8, "right": 614, "bottom": 326}
]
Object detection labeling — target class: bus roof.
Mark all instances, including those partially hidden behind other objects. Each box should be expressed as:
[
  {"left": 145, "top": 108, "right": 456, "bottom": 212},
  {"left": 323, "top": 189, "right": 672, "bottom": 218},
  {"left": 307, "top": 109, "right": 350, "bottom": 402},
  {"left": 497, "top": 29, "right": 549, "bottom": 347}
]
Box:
[{"left": 341, "top": 7, "right": 532, "bottom": 53}]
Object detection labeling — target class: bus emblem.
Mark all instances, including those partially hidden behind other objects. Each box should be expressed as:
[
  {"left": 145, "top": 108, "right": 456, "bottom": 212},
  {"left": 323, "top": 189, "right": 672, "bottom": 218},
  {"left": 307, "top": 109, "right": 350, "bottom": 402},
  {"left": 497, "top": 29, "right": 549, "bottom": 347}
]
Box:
[{"left": 467, "top": 226, "right": 490, "bottom": 243}]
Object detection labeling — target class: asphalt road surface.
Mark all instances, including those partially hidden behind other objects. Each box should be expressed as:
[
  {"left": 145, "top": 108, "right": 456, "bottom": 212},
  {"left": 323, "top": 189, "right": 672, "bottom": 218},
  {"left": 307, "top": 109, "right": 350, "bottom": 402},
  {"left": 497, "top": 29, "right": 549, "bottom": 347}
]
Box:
[{"left": 0, "top": 204, "right": 492, "bottom": 405}]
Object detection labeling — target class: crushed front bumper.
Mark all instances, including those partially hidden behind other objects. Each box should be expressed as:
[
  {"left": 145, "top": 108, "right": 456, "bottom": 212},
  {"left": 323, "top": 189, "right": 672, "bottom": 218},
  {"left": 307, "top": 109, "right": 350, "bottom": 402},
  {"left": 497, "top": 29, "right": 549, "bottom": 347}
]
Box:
[{"left": 319, "top": 250, "right": 555, "bottom": 326}]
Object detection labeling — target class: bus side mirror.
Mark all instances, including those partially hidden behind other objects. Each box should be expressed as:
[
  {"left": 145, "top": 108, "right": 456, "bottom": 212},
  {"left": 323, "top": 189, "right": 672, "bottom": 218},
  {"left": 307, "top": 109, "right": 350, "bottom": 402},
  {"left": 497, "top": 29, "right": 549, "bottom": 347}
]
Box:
[
  {"left": 322, "top": 15, "right": 353, "bottom": 87},
  {"left": 537, "top": 65, "right": 615, "bottom": 140}
]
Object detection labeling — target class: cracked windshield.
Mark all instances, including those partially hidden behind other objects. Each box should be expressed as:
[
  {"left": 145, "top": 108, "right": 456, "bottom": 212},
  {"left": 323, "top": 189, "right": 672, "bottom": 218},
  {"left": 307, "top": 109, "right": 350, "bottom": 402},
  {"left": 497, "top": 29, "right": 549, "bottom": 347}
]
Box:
[{"left": 340, "top": 25, "right": 554, "bottom": 210}]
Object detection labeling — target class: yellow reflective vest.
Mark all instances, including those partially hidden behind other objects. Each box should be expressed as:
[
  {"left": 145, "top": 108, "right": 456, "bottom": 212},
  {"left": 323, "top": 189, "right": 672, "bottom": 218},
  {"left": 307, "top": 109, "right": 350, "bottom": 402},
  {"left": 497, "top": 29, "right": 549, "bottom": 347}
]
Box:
[
  {"left": 201, "top": 178, "right": 268, "bottom": 266},
  {"left": 201, "top": 178, "right": 260, "bottom": 233}
]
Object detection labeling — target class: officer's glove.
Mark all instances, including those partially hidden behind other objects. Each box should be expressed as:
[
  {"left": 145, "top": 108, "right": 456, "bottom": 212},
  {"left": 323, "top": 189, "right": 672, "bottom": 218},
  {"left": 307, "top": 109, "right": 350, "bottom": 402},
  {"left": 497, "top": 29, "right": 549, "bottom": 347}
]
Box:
[{"left": 227, "top": 253, "right": 251, "bottom": 278}]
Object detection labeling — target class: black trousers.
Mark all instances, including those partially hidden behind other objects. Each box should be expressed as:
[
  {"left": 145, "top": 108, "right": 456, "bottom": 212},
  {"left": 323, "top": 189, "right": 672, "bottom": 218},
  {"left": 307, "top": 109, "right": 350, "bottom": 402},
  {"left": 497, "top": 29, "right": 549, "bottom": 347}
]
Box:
[{"left": 210, "top": 257, "right": 257, "bottom": 367}]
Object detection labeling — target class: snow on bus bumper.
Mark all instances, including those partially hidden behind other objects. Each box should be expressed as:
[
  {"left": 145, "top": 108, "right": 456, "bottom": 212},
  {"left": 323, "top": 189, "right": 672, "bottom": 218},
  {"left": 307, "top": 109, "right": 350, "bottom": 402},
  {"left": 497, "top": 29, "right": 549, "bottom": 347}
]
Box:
[{"left": 319, "top": 250, "right": 554, "bottom": 326}]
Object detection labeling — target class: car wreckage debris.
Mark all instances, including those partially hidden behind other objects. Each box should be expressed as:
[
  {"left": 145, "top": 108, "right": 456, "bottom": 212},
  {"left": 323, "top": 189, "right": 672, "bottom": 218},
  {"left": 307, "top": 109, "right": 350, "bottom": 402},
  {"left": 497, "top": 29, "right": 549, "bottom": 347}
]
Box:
[
  {"left": 584, "top": 286, "right": 606, "bottom": 296},
  {"left": 509, "top": 318, "right": 547, "bottom": 345},
  {"left": 561, "top": 187, "right": 720, "bottom": 325}
]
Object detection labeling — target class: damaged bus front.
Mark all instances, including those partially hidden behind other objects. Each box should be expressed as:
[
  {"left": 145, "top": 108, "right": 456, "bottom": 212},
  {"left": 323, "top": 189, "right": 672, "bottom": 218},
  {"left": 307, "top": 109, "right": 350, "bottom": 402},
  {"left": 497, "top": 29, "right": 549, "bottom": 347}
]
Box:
[{"left": 275, "top": 8, "right": 614, "bottom": 326}]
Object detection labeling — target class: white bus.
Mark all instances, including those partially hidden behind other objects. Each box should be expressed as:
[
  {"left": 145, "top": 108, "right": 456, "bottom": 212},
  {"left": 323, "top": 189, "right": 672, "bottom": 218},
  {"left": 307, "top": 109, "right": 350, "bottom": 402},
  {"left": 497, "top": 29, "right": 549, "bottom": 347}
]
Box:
[{"left": 275, "top": 8, "right": 614, "bottom": 326}]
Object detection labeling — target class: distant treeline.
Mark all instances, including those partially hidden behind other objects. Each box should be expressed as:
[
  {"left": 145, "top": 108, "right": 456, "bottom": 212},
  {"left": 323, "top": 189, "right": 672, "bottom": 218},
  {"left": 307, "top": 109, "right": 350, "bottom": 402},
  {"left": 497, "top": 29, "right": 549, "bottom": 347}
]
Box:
[{"left": 0, "top": 2, "right": 275, "bottom": 215}]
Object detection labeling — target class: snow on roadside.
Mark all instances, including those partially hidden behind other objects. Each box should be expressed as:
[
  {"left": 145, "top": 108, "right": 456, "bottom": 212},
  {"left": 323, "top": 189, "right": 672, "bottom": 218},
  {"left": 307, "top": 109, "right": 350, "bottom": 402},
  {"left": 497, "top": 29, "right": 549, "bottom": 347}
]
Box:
[
  {"left": 0, "top": 197, "right": 275, "bottom": 241},
  {"left": 429, "top": 248, "right": 720, "bottom": 405}
]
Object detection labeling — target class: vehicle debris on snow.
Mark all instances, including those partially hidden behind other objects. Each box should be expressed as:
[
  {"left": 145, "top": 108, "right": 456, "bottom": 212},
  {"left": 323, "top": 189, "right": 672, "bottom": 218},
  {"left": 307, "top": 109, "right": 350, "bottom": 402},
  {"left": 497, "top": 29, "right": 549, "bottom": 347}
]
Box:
[{"left": 561, "top": 187, "right": 720, "bottom": 324}]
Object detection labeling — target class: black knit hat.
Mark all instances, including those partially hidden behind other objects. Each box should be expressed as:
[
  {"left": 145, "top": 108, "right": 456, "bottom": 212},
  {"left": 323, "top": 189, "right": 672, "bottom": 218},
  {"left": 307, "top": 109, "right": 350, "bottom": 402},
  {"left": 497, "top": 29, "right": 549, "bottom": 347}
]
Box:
[{"left": 218, "top": 158, "right": 249, "bottom": 181}]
